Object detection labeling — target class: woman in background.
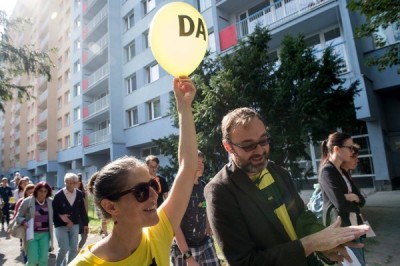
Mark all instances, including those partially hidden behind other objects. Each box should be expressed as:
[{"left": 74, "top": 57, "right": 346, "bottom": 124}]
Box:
[
  {"left": 76, "top": 173, "right": 89, "bottom": 251},
  {"left": 17, "top": 181, "right": 54, "bottom": 266},
  {"left": 319, "top": 132, "right": 366, "bottom": 265}
]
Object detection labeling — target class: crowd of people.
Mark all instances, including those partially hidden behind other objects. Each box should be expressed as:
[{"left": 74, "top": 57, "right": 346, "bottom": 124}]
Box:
[{"left": 1, "top": 77, "right": 370, "bottom": 266}]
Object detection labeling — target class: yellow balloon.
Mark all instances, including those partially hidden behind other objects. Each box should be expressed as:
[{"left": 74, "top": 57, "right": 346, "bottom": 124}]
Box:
[{"left": 149, "top": 2, "right": 208, "bottom": 77}]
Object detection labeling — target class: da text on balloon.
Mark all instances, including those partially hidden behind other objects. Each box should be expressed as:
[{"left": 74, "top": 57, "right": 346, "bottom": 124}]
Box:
[{"left": 178, "top": 15, "right": 206, "bottom": 41}]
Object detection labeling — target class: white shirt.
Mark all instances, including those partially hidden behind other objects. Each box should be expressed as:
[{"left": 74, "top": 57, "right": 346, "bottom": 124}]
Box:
[{"left": 63, "top": 188, "right": 77, "bottom": 206}]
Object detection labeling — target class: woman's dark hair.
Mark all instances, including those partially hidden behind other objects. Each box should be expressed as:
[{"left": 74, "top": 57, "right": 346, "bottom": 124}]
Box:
[
  {"left": 23, "top": 184, "right": 35, "bottom": 198},
  {"left": 88, "top": 156, "right": 146, "bottom": 219},
  {"left": 77, "top": 173, "right": 85, "bottom": 192},
  {"left": 33, "top": 181, "right": 52, "bottom": 198},
  {"left": 319, "top": 132, "right": 352, "bottom": 173}
]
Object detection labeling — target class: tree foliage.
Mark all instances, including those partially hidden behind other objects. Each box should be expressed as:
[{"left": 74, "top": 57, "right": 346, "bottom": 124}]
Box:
[
  {"left": 154, "top": 26, "right": 359, "bottom": 183},
  {"left": 347, "top": 0, "right": 400, "bottom": 73},
  {"left": 0, "top": 10, "right": 53, "bottom": 112}
]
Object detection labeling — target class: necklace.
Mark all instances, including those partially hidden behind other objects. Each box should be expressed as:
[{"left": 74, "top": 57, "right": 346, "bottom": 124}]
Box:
[{"left": 36, "top": 199, "right": 45, "bottom": 205}]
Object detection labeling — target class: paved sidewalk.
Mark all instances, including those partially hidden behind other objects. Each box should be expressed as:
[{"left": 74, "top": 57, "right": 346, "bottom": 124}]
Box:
[{"left": 1, "top": 190, "right": 399, "bottom": 265}]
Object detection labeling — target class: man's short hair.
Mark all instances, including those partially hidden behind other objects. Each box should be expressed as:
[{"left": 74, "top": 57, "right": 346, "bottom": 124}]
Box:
[
  {"left": 145, "top": 155, "right": 159, "bottom": 165},
  {"left": 221, "top": 107, "right": 266, "bottom": 141}
]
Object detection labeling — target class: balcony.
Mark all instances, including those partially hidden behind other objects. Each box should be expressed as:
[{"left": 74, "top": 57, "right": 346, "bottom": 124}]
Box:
[
  {"left": 84, "top": 127, "right": 110, "bottom": 147},
  {"left": 82, "top": 63, "right": 109, "bottom": 95},
  {"left": 83, "top": 94, "right": 109, "bottom": 121},
  {"left": 38, "top": 150, "right": 47, "bottom": 162},
  {"left": 82, "top": 5, "right": 108, "bottom": 42},
  {"left": 83, "top": 33, "right": 108, "bottom": 70},
  {"left": 219, "top": 0, "right": 333, "bottom": 51},
  {"left": 38, "top": 89, "right": 48, "bottom": 106},
  {"left": 37, "top": 109, "right": 48, "bottom": 126},
  {"left": 38, "top": 129, "right": 48, "bottom": 143}
]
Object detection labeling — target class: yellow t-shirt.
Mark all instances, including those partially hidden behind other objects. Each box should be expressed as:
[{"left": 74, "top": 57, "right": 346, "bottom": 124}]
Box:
[
  {"left": 251, "top": 169, "right": 297, "bottom": 241},
  {"left": 69, "top": 209, "right": 173, "bottom": 266}
]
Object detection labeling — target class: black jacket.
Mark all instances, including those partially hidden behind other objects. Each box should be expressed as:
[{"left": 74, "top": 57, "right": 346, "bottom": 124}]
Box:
[{"left": 52, "top": 189, "right": 88, "bottom": 228}]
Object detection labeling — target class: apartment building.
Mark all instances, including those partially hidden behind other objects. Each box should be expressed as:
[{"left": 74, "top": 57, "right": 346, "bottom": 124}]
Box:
[{"left": 1, "top": 0, "right": 399, "bottom": 189}]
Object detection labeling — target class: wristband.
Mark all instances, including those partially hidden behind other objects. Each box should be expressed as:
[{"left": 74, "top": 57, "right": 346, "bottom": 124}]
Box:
[{"left": 182, "top": 250, "right": 192, "bottom": 260}]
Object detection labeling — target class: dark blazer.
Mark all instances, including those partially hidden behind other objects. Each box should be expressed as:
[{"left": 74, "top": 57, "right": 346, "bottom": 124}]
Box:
[
  {"left": 52, "top": 188, "right": 88, "bottom": 228},
  {"left": 319, "top": 161, "right": 366, "bottom": 227},
  {"left": 205, "top": 160, "right": 323, "bottom": 266}
]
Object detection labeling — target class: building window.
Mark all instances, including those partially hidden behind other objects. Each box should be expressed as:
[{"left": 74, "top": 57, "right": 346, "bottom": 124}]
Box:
[
  {"left": 64, "top": 69, "right": 71, "bottom": 82},
  {"left": 58, "top": 139, "right": 63, "bottom": 150},
  {"left": 127, "top": 107, "right": 138, "bottom": 127},
  {"left": 124, "top": 10, "right": 134, "bottom": 31},
  {"left": 57, "top": 76, "right": 62, "bottom": 90},
  {"left": 73, "top": 107, "right": 81, "bottom": 121},
  {"left": 147, "top": 98, "right": 161, "bottom": 120},
  {"left": 65, "top": 113, "right": 71, "bottom": 126},
  {"left": 65, "top": 135, "right": 71, "bottom": 149},
  {"left": 73, "top": 83, "right": 81, "bottom": 96},
  {"left": 74, "top": 39, "right": 81, "bottom": 51},
  {"left": 57, "top": 97, "right": 62, "bottom": 109},
  {"left": 143, "top": 0, "right": 155, "bottom": 15},
  {"left": 74, "top": 60, "right": 81, "bottom": 73},
  {"left": 125, "top": 41, "right": 135, "bottom": 62},
  {"left": 57, "top": 118, "right": 62, "bottom": 130},
  {"left": 208, "top": 31, "right": 216, "bottom": 53},
  {"left": 74, "top": 17, "right": 81, "bottom": 28},
  {"left": 146, "top": 63, "right": 159, "bottom": 83},
  {"left": 126, "top": 74, "right": 137, "bottom": 94},
  {"left": 141, "top": 146, "right": 160, "bottom": 158},
  {"left": 64, "top": 91, "right": 71, "bottom": 104},
  {"left": 74, "top": 131, "right": 81, "bottom": 146},
  {"left": 143, "top": 31, "right": 149, "bottom": 48}
]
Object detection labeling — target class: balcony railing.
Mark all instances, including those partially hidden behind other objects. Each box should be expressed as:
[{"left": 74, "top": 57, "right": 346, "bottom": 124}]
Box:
[
  {"left": 87, "top": 127, "right": 110, "bottom": 146},
  {"left": 38, "top": 130, "right": 48, "bottom": 142},
  {"left": 87, "top": 94, "right": 109, "bottom": 117},
  {"left": 38, "top": 109, "right": 48, "bottom": 124},
  {"left": 38, "top": 150, "right": 47, "bottom": 161},
  {"left": 87, "top": 63, "right": 109, "bottom": 89},
  {"left": 39, "top": 89, "right": 48, "bottom": 104},
  {"left": 233, "top": 0, "right": 330, "bottom": 41},
  {"left": 87, "top": 5, "right": 107, "bottom": 35},
  {"left": 85, "top": 34, "right": 108, "bottom": 64}
]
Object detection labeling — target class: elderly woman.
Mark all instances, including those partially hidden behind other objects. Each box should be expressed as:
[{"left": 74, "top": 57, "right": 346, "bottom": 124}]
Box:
[
  {"left": 16, "top": 181, "right": 54, "bottom": 266},
  {"left": 69, "top": 77, "right": 198, "bottom": 266}
]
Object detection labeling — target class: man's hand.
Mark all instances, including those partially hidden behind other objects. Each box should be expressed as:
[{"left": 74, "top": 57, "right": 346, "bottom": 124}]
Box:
[
  {"left": 84, "top": 226, "right": 89, "bottom": 234},
  {"left": 301, "top": 217, "right": 368, "bottom": 257}
]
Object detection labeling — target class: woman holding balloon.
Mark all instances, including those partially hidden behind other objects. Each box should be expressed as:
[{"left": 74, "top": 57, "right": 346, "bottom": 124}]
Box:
[{"left": 69, "top": 77, "right": 198, "bottom": 266}]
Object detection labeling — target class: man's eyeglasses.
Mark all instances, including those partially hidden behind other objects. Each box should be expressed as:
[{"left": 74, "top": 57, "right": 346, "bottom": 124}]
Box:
[
  {"left": 108, "top": 178, "right": 161, "bottom": 203},
  {"left": 340, "top": 145, "right": 360, "bottom": 154},
  {"left": 229, "top": 138, "right": 271, "bottom": 152}
]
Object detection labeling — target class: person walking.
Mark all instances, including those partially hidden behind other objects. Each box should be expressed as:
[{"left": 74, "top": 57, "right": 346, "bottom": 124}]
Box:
[
  {"left": 69, "top": 77, "right": 198, "bottom": 265},
  {"left": 16, "top": 181, "right": 54, "bottom": 266},
  {"left": 204, "top": 107, "right": 369, "bottom": 265},
  {"left": 53, "top": 173, "right": 88, "bottom": 266},
  {"left": 170, "top": 150, "right": 219, "bottom": 266},
  {"left": 319, "top": 132, "right": 366, "bottom": 265},
  {"left": 76, "top": 173, "right": 89, "bottom": 251},
  {"left": 1, "top": 177, "right": 13, "bottom": 231}
]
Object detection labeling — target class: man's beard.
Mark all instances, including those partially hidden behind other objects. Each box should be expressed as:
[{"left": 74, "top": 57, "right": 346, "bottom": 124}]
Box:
[{"left": 233, "top": 151, "right": 269, "bottom": 174}]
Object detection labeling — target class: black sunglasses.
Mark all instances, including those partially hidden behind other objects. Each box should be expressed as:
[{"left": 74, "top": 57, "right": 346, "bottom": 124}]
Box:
[
  {"left": 340, "top": 145, "right": 360, "bottom": 154},
  {"left": 229, "top": 138, "right": 271, "bottom": 152},
  {"left": 108, "top": 178, "right": 161, "bottom": 203}
]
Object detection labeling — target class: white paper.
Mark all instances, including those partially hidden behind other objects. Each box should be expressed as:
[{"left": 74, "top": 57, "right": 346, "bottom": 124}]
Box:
[
  {"left": 342, "top": 247, "right": 361, "bottom": 266},
  {"left": 364, "top": 220, "right": 376, "bottom": 238},
  {"left": 26, "top": 218, "right": 34, "bottom": 241}
]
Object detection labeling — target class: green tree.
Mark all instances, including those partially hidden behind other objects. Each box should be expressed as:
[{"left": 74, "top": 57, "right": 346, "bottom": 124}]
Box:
[
  {"left": 154, "top": 27, "right": 359, "bottom": 183},
  {"left": 347, "top": 0, "right": 400, "bottom": 73},
  {"left": 0, "top": 10, "right": 53, "bottom": 112}
]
